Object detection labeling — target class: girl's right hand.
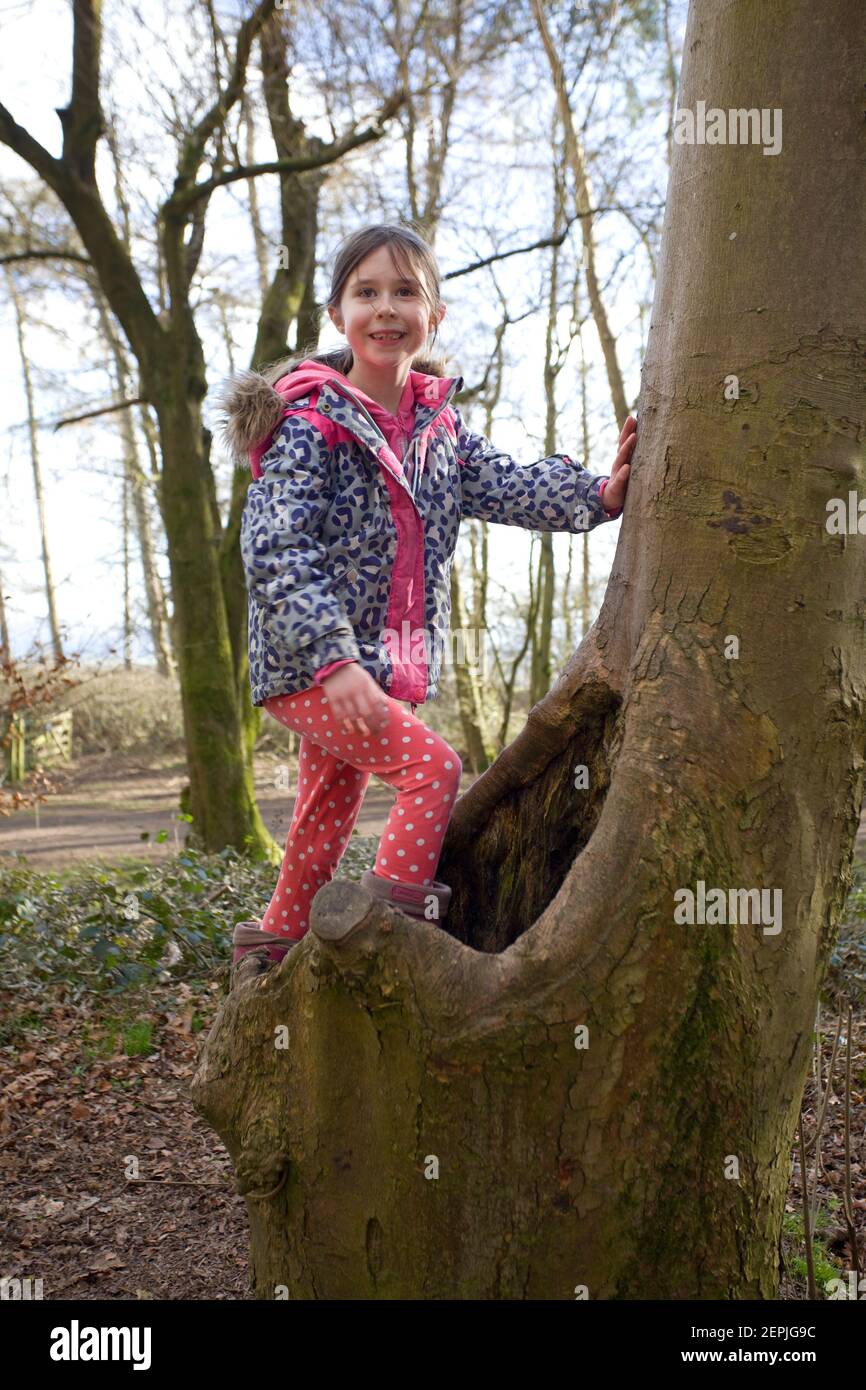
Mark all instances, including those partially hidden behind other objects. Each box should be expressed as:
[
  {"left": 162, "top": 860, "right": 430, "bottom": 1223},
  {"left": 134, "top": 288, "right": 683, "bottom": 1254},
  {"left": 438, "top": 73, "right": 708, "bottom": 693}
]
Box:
[{"left": 321, "top": 662, "right": 391, "bottom": 737}]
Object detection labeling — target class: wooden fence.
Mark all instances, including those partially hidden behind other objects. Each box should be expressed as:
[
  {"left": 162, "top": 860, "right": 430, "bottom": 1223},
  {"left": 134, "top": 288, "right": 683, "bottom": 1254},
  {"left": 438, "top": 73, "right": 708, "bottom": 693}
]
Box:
[{"left": 2, "top": 709, "right": 73, "bottom": 783}]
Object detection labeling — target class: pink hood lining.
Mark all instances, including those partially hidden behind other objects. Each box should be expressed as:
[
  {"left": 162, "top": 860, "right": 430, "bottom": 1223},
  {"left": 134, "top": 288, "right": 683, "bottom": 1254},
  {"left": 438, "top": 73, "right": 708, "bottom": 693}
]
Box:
[{"left": 249, "top": 360, "right": 455, "bottom": 480}]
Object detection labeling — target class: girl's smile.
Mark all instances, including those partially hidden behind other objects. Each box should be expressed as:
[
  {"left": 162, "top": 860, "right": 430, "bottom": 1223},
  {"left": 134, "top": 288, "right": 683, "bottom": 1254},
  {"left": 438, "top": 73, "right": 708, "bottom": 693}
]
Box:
[{"left": 328, "top": 244, "right": 447, "bottom": 411}]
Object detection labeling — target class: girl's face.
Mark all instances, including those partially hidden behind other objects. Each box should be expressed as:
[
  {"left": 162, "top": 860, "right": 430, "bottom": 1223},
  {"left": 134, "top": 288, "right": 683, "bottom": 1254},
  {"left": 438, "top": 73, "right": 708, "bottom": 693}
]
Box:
[{"left": 328, "top": 245, "right": 445, "bottom": 370}]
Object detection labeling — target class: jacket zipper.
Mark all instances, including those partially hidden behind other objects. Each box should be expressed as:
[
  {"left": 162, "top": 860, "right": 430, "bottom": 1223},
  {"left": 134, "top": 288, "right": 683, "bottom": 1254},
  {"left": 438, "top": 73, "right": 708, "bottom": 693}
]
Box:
[{"left": 324, "top": 376, "right": 458, "bottom": 516}]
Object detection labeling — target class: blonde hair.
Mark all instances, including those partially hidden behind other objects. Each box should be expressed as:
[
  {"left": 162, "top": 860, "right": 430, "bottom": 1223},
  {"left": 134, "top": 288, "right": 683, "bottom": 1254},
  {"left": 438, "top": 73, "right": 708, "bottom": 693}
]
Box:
[{"left": 260, "top": 222, "right": 451, "bottom": 385}]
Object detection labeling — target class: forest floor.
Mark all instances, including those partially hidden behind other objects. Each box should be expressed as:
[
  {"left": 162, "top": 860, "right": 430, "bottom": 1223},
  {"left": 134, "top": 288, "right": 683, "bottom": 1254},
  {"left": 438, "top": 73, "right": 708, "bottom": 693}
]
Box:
[{"left": 0, "top": 761, "right": 864, "bottom": 1300}]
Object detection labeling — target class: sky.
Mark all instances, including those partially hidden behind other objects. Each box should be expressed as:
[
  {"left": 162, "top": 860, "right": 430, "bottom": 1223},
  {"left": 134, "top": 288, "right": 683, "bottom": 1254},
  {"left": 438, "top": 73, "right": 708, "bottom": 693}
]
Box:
[{"left": 0, "top": 0, "right": 688, "bottom": 680}]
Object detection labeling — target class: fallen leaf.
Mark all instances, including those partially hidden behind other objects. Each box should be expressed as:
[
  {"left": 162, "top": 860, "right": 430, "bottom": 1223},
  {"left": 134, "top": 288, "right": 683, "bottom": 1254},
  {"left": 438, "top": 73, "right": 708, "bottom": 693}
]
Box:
[{"left": 88, "top": 1250, "right": 125, "bottom": 1272}]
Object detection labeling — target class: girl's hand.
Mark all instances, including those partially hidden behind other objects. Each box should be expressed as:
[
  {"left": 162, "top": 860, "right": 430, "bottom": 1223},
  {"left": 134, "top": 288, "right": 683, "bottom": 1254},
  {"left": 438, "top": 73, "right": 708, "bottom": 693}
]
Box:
[
  {"left": 601, "top": 414, "right": 637, "bottom": 513},
  {"left": 321, "top": 662, "right": 391, "bottom": 737}
]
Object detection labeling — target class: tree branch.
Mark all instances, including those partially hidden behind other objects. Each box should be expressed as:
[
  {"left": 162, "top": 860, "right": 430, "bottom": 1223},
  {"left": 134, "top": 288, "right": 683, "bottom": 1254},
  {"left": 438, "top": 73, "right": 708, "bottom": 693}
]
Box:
[
  {"left": 0, "top": 102, "right": 64, "bottom": 190},
  {"left": 55, "top": 0, "right": 104, "bottom": 183},
  {"left": 176, "top": 0, "right": 277, "bottom": 187},
  {"left": 167, "top": 89, "right": 409, "bottom": 212},
  {"left": 444, "top": 205, "right": 662, "bottom": 281},
  {"left": 0, "top": 249, "right": 92, "bottom": 267},
  {"left": 53, "top": 398, "right": 146, "bottom": 430}
]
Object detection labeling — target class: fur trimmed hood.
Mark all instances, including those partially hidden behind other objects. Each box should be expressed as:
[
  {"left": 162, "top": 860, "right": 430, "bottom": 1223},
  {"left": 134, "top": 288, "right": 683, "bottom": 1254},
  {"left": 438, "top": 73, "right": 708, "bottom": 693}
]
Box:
[{"left": 214, "top": 349, "right": 449, "bottom": 471}]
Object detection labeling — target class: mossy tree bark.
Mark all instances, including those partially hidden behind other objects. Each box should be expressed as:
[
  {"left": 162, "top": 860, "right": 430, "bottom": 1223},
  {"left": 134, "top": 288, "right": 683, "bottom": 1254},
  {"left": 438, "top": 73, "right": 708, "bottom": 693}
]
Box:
[{"left": 192, "top": 0, "right": 866, "bottom": 1296}]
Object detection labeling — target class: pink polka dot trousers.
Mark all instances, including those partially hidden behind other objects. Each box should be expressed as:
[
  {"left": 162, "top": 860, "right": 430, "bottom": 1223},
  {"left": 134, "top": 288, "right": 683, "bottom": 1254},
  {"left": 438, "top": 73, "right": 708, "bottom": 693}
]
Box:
[{"left": 261, "top": 686, "right": 462, "bottom": 941}]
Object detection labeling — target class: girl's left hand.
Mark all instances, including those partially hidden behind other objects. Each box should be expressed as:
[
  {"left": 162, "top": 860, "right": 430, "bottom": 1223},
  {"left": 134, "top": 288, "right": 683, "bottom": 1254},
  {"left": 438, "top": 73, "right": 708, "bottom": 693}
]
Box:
[{"left": 601, "top": 414, "right": 637, "bottom": 513}]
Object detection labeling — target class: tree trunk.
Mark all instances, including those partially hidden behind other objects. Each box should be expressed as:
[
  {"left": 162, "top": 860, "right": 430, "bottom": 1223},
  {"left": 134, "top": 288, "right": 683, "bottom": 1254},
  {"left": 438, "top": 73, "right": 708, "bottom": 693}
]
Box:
[
  {"left": 6, "top": 269, "right": 65, "bottom": 661},
  {"left": 532, "top": 0, "right": 630, "bottom": 429},
  {"left": 153, "top": 379, "right": 272, "bottom": 855},
  {"left": 449, "top": 558, "right": 494, "bottom": 773},
  {"left": 192, "top": 0, "right": 866, "bottom": 1297},
  {"left": 95, "top": 292, "right": 176, "bottom": 678},
  {"left": 0, "top": 566, "right": 11, "bottom": 662}
]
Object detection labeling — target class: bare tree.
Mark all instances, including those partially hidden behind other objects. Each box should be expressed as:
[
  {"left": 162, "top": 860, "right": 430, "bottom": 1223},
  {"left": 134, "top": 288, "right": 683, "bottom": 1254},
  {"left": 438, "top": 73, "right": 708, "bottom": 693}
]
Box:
[{"left": 5, "top": 267, "right": 65, "bottom": 662}]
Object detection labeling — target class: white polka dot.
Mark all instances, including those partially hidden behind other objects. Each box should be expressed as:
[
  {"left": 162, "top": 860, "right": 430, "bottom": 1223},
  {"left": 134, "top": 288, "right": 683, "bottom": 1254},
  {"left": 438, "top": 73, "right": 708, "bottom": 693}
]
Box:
[
  {"left": 380, "top": 858, "right": 388, "bottom": 866},
  {"left": 432, "top": 781, "right": 440, "bottom": 789},
  {"left": 416, "top": 839, "right": 424, "bottom": 846},
  {"left": 411, "top": 865, "right": 418, "bottom": 872},
  {"left": 402, "top": 754, "right": 410, "bottom": 761},
  {"left": 397, "top": 849, "right": 405, "bottom": 857},
  {"left": 422, "top": 754, "right": 431, "bottom": 762},
  {"left": 402, "top": 736, "right": 411, "bottom": 743},
  {"left": 388, "top": 833, "right": 395, "bottom": 840}
]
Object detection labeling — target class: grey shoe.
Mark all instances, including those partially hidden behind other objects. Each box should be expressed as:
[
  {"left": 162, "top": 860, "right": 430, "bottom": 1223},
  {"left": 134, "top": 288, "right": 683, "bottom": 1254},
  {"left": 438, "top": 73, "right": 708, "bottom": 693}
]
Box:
[
  {"left": 230, "top": 921, "right": 299, "bottom": 989},
  {"left": 360, "top": 869, "right": 451, "bottom": 922},
  {"left": 231, "top": 920, "right": 300, "bottom": 965},
  {"left": 230, "top": 944, "right": 276, "bottom": 988}
]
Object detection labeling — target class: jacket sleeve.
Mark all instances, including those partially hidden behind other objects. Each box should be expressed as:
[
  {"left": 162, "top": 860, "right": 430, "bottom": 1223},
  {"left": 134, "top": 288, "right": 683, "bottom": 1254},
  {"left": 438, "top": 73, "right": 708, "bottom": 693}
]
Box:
[
  {"left": 314, "top": 658, "right": 357, "bottom": 684},
  {"left": 451, "top": 406, "right": 621, "bottom": 531},
  {"left": 240, "top": 413, "right": 362, "bottom": 672}
]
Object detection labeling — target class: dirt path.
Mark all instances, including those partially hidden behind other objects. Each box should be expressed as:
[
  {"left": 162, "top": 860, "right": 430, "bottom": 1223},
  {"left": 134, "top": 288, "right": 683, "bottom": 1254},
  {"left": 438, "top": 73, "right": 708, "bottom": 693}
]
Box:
[{"left": 0, "top": 749, "right": 478, "bottom": 869}]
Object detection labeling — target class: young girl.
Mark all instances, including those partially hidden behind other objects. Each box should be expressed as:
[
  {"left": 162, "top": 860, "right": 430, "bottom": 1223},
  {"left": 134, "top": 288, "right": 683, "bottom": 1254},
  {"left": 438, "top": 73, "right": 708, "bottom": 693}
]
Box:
[{"left": 218, "top": 223, "right": 635, "bottom": 976}]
